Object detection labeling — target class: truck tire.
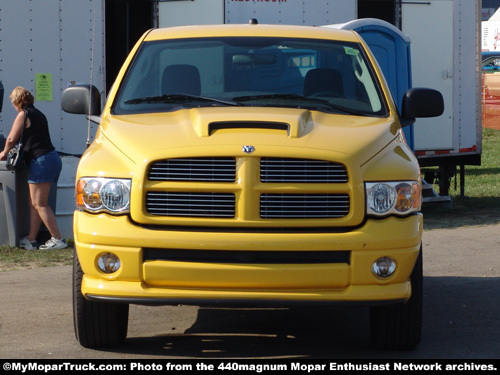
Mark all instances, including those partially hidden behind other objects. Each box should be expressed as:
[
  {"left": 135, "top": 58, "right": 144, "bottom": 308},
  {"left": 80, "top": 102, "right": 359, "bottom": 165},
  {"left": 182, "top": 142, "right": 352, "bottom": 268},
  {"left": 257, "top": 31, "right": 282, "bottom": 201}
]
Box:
[
  {"left": 369, "top": 246, "right": 423, "bottom": 350},
  {"left": 72, "top": 251, "right": 129, "bottom": 348}
]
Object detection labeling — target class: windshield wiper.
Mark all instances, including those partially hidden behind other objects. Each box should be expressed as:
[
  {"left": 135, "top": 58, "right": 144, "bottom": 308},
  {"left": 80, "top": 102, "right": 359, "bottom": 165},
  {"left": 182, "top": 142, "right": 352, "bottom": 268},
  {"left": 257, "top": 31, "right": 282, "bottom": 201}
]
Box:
[
  {"left": 125, "top": 94, "right": 239, "bottom": 106},
  {"left": 232, "top": 93, "right": 364, "bottom": 116}
]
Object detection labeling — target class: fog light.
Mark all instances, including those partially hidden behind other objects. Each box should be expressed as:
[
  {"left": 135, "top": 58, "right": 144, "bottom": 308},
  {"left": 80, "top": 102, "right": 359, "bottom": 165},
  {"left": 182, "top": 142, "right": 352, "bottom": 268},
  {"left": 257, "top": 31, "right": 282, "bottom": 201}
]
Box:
[
  {"left": 97, "top": 253, "right": 121, "bottom": 274},
  {"left": 372, "top": 257, "right": 396, "bottom": 278}
]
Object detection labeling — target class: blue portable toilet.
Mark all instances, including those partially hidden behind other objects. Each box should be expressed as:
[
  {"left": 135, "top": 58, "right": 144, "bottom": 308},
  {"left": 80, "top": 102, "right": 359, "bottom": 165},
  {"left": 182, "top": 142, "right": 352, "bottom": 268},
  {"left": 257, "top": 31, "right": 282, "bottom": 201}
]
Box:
[{"left": 326, "top": 18, "right": 414, "bottom": 150}]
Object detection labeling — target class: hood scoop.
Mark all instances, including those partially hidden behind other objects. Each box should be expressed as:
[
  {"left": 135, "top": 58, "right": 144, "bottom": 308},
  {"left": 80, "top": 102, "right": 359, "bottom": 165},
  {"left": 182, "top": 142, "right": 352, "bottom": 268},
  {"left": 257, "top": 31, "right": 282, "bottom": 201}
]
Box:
[
  {"left": 209, "top": 121, "right": 289, "bottom": 135},
  {"left": 191, "top": 108, "right": 311, "bottom": 138}
]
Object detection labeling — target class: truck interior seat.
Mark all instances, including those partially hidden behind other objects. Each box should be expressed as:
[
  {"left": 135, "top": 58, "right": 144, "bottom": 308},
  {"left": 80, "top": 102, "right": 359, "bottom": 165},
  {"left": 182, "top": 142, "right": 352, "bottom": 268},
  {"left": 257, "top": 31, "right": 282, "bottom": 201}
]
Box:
[
  {"left": 162, "top": 64, "right": 201, "bottom": 96},
  {"left": 303, "top": 68, "right": 343, "bottom": 97}
]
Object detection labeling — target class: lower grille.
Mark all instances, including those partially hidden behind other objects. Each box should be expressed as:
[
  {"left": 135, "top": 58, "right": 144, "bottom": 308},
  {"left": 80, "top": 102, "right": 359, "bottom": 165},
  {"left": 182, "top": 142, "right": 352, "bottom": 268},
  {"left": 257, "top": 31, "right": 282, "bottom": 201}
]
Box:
[
  {"left": 143, "top": 248, "right": 351, "bottom": 264},
  {"left": 260, "top": 194, "right": 350, "bottom": 218}
]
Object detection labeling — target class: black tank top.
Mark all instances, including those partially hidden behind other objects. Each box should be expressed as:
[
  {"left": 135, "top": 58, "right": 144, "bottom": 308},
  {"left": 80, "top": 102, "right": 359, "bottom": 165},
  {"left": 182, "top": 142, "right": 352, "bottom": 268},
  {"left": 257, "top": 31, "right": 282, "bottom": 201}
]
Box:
[{"left": 22, "top": 106, "right": 55, "bottom": 162}]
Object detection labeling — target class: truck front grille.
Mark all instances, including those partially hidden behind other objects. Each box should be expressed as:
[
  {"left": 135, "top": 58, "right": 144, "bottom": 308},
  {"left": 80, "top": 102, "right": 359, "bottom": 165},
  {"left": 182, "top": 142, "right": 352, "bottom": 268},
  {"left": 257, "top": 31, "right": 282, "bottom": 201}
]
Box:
[{"left": 145, "top": 157, "right": 350, "bottom": 221}]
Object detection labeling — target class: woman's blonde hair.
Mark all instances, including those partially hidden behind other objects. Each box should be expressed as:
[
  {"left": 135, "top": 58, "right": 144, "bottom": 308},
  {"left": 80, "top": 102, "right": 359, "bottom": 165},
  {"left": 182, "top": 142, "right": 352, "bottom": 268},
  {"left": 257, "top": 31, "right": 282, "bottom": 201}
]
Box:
[{"left": 9, "top": 86, "right": 34, "bottom": 109}]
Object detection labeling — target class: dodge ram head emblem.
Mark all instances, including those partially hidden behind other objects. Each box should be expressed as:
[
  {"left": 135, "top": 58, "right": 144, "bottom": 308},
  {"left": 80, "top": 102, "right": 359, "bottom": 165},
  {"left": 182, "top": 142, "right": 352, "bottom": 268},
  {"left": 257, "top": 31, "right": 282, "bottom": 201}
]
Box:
[{"left": 242, "top": 145, "right": 255, "bottom": 154}]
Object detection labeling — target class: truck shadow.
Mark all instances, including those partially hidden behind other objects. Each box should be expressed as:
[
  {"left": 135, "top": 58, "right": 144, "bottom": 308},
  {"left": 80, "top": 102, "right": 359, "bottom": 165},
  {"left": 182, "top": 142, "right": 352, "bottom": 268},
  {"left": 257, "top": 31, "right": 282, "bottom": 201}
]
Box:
[
  {"left": 122, "top": 305, "right": 371, "bottom": 359},
  {"left": 111, "top": 276, "right": 500, "bottom": 359},
  {"left": 422, "top": 199, "right": 500, "bottom": 230}
]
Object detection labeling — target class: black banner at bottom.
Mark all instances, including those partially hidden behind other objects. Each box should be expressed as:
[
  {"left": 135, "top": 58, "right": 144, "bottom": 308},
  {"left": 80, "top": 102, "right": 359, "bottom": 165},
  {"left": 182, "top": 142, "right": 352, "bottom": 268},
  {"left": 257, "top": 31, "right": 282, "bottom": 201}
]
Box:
[{"left": 1, "top": 360, "right": 498, "bottom": 374}]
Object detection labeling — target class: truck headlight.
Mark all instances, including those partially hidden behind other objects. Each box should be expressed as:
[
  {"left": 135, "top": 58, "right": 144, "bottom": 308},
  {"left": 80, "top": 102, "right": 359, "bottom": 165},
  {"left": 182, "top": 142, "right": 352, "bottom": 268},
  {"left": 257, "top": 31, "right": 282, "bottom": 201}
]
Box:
[
  {"left": 366, "top": 181, "right": 421, "bottom": 216},
  {"left": 76, "top": 178, "right": 131, "bottom": 214}
]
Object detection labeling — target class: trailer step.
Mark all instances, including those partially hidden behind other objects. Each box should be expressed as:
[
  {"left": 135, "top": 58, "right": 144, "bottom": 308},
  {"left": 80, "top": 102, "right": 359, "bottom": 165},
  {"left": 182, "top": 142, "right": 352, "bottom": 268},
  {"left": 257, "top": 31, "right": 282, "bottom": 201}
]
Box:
[{"left": 422, "top": 179, "right": 452, "bottom": 204}]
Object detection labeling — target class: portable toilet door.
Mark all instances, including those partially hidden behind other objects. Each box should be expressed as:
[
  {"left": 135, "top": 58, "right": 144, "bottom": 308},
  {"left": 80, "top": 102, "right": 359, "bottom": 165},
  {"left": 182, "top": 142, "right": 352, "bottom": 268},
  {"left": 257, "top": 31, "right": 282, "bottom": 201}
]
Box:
[{"left": 325, "top": 18, "right": 414, "bottom": 150}]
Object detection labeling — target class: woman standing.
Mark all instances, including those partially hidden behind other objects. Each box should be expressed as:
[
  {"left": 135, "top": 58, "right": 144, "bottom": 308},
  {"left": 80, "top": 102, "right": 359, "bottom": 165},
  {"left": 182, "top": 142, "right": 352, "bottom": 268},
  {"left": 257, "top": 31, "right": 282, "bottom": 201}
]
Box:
[{"left": 0, "top": 86, "right": 67, "bottom": 250}]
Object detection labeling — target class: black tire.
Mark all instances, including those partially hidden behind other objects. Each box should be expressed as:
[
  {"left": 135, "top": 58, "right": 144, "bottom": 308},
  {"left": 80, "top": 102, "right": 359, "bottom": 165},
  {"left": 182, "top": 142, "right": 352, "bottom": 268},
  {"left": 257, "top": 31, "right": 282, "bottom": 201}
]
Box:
[
  {"left": 369, "top": 246, "right": 423, "bottom": 350},
  {"left": 72, "top": 250, "right": 129, "bottom": 348}
]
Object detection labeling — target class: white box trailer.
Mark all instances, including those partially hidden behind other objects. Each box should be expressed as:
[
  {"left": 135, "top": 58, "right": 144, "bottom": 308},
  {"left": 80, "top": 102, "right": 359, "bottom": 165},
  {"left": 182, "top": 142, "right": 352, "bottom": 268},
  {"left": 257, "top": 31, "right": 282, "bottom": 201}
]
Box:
[
  {"left": 0, "top": 0, "right": 105, "bottom": 154},
  {"left": 158, "top": 0, "right": 482, "bottom": 199},
  {"left": 0, "top": 0, "right": 105, "bottom": 238},
  {"left": 402, "top": 0, "right": 482, "bottom": 199}
]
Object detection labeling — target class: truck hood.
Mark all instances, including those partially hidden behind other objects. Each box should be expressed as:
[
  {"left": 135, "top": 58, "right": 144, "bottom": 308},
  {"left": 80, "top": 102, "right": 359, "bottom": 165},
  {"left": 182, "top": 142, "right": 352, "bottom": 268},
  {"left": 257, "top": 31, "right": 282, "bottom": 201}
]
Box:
[{"left": 101, "top": 107, "right": 400, "bottom": 166}]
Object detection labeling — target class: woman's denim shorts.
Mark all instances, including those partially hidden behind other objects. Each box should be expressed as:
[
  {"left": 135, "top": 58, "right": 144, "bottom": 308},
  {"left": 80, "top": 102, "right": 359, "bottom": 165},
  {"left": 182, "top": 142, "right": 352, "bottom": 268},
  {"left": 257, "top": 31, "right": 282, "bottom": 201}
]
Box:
[{"left": 28, "top": 150, "right": 62, "bottom": 184}]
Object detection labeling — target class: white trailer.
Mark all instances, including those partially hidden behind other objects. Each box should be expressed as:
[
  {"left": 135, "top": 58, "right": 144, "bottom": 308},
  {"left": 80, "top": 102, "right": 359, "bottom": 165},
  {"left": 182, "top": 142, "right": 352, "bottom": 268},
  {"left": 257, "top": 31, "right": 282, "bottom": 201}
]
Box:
[
  {"left": 157, "top": 0, "right": 482, "bottom": 200},
  {"left": 0, "top": 0, "right": 105, "bottom": 238},
  {"left": 403, "top": 0, "right": 481, "bottom": 199}
]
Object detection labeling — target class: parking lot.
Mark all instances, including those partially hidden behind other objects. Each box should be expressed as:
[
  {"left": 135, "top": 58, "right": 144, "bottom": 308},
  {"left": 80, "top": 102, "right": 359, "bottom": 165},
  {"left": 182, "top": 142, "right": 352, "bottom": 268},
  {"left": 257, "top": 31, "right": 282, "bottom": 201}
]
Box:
[{"left": 0, "top": 224, "right": 499, "bottom": 359}]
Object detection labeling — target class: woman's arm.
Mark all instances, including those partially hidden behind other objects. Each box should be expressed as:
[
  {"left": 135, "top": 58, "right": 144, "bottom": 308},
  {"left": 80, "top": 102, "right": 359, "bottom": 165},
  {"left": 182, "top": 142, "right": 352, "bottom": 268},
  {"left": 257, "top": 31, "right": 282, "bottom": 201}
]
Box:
[{"left": 0, "top": 111, "right": 27, "bottom": 160}]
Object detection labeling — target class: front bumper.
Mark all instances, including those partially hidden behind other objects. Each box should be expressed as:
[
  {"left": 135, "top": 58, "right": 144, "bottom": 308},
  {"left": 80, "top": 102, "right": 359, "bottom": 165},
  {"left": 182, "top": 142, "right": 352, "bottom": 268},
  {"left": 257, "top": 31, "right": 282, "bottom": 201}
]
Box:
[{"left": 75, "top": 211, "right": 422, "bottom": 305}]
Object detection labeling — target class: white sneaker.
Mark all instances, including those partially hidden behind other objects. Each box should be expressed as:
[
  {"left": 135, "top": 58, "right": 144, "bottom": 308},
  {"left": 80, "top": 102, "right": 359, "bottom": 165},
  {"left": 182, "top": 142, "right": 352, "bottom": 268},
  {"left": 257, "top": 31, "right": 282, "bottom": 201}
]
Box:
[
  {"left": 39, "top": 237, "right": 68, "bottom": 250},
  {"left": 19, "top": 236, "right": 39, "bottom": 250}
]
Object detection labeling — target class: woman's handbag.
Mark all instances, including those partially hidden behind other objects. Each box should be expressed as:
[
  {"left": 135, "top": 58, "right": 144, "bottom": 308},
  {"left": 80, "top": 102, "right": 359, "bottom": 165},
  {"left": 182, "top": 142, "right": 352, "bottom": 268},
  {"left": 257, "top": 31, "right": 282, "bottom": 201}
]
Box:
[{"left": 6, "top": 110, "right": 27, "bottom": 171}]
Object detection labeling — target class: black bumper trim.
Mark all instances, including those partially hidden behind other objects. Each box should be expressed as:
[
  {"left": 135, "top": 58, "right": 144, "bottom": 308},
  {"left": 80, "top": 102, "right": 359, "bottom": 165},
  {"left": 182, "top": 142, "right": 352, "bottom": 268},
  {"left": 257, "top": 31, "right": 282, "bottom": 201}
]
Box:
[
  {"left": 143, "top": 248, "right": 351, "bottom": 264},
  {"left": 86, "top": 294, "right": 405, "bottom": 308}
]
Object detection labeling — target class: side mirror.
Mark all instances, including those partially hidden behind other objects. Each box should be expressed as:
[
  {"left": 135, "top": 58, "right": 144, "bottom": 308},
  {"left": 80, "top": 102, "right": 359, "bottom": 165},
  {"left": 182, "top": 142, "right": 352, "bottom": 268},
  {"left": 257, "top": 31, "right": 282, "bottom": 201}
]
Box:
[
  {"left": 61, "top": 84, "right": 101, "bottom": 116},
  {"left": 401, "top": 88, "right": 444, "bottom": 127}
]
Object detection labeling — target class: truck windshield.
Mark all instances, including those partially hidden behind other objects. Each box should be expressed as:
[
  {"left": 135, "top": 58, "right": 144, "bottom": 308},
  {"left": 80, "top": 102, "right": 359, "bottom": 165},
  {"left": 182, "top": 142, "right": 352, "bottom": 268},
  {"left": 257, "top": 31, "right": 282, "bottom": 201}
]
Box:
[{"left": 113, "top": 37, "right": 388, "bottom": 117}]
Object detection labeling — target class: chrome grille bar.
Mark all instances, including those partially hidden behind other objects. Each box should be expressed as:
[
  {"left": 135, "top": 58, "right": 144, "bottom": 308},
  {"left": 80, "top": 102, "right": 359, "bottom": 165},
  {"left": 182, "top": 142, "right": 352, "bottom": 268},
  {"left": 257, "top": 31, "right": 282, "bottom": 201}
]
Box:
[
  {"left": 261, "top": 158, "right": 348, "bottom": 183},
  {"left": 260, "top": 194, "right": 350, "bottom": 218},
  {"left": 146, "top": 192, "right": 235, "bottom": 218},
  {"left": 148, "top": 157, "right": 236, "bottom": 182}
]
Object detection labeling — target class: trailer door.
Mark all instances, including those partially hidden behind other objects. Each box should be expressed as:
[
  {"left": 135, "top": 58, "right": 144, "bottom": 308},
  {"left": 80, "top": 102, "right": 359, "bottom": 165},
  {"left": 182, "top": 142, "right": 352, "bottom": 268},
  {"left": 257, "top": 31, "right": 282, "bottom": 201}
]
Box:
[{"left": 402, "top": 0, "right": 454, "bottom": 151}]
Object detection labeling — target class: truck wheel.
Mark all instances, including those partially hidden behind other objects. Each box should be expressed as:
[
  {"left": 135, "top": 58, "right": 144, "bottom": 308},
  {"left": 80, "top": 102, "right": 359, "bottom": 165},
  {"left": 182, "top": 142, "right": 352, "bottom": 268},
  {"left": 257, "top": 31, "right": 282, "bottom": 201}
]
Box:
[
  {"left": 369, "top": 246, "right": 423, "bottom": 350},
  {"left": 72, "top": 251, "right": 129, "bottom": 348}
]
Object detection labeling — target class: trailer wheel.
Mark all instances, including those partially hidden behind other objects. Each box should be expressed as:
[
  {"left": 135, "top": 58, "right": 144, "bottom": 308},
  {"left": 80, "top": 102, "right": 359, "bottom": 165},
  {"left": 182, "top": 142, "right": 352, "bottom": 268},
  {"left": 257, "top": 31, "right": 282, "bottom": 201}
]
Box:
[
  {"left": 369, "top": 247, "right": 423, "bottom": 350},
  {"left": 72, "top": 251, "right": 129, "bottom": 348}
]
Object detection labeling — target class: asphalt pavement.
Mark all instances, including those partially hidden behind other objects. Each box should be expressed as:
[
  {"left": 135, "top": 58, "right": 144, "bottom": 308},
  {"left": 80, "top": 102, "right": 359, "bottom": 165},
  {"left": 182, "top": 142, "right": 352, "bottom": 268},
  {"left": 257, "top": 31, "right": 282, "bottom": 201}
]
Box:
[{"left": 0, "top": 224, "right": 499, "bottom": 359}]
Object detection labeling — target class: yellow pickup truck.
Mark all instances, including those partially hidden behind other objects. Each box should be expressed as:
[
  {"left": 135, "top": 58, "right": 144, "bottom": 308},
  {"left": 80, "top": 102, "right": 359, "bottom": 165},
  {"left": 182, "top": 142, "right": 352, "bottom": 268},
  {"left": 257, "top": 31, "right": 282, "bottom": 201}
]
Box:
[{"left": 62, "top": 22, "right": 443, "bottom": 350}]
